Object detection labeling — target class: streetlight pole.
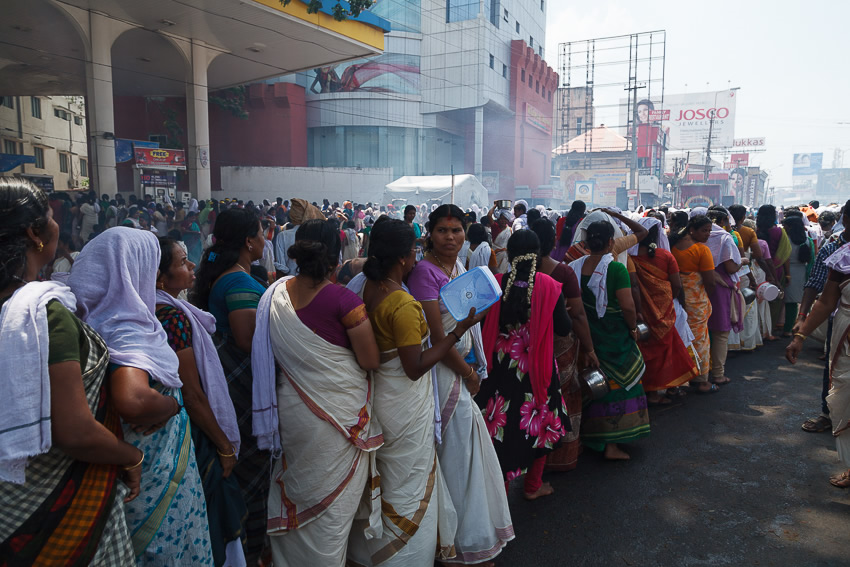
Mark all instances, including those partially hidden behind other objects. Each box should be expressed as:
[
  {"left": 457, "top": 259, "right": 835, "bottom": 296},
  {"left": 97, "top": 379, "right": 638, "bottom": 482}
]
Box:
[{"left": 703, "top": 87, "right": 739, "bottom": 186}]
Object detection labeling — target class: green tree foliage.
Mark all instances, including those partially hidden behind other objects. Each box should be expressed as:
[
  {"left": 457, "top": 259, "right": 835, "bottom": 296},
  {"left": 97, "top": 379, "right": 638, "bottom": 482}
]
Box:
[{"left": 279, "top": 0, "right": 375, "bottom": 21}]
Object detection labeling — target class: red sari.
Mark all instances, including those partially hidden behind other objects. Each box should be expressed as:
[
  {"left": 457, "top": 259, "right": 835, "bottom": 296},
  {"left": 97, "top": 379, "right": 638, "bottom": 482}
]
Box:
[{"left": 631, "top": 250, "right": 698, "bottom": 391}]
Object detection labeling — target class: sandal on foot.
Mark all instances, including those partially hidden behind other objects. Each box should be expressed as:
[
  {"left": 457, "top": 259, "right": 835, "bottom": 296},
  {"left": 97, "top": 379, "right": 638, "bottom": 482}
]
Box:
[
  {"left": 802, "top": 415, "right": 832, "bottom": 433},
  {"left": 830, "top": 471, "right": 850, "bottom": 488},
  {"left": 694, "top": 384, "right": 721, "bottom": 394}
]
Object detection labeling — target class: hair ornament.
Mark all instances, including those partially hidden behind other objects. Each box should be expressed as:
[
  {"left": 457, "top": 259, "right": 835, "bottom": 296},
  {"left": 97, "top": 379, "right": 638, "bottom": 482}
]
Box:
[
  {"left": 503, "top": 252, "right": 537, "bottom": 303},
  {"left": 208, "top": 252, "right": 217, "bottom": 262}
]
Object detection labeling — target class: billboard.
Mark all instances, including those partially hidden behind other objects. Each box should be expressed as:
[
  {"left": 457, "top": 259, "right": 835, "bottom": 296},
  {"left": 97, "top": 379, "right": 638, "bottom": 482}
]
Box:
[
  {"left": 793, "top": 153, "right": 823, "bottom": 176},
  {"left": 678, "top": 184, "right": 722, "bottom": 208},
  {"left": 818, "top": 168, "right": 850, "bottom": 203},
  {"left": 134, "top": 148, "right": 186, "bottom": 170},
  {"left": 560, "top": 169, "right": 628, "bottom": 207},
  {"left": 622, "top": 90, "right": 738, "bottom": 151},
  {"left": 734, "top": 137, "right": 765, "bottom": 148}
]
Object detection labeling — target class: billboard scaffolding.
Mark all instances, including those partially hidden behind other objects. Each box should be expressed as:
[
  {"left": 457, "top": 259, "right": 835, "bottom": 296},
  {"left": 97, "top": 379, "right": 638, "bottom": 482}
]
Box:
[{"left": 556, "top": 32, "right": 666, "bottom": 206}]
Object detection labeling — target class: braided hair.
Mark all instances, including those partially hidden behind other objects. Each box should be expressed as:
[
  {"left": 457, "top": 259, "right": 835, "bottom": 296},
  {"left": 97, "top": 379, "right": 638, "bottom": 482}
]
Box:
[{"left": 501, "top": 230, "right": 540, "bottom": 327}]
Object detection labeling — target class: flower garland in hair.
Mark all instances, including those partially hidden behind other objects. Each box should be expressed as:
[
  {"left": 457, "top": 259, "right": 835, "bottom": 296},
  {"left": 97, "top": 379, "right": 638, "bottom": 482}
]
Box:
[{"left": 503, "top": 252, "right": 537, "bottom": 304}]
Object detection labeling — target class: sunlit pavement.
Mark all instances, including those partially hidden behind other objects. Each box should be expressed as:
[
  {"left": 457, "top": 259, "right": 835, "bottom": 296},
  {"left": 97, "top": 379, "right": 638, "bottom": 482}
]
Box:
[{"left": 493, "top": 339, "right": 850, "bottom": 566}]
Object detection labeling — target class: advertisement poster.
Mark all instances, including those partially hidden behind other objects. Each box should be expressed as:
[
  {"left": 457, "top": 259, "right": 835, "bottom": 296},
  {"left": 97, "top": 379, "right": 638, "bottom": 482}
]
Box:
[
  {"left": 679, "top": 184, "right": 721, "bottom": 208},
  {"left": 792, "top": 153, "right": 823, "bottom": 176},
  {"left": 134, "top": 148, "right": 186, "bottom": 170},
  {"left": 561, "top": 169, "right": 627, "bottom": 207},
  {"left": 621, "top": 89, "right": 737, "bottom": 150}
]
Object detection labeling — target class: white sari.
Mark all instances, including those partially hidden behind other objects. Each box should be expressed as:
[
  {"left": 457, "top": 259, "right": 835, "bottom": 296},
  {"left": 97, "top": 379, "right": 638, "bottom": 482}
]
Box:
[
  {"left": 347, "top": 334, "right": 457, "bottom": 566},
  {"left": 430, "top": 262, "right": 514, "bottom": 564},
  {"left": 265, "top": 285, "right": 383, "bottom": 567},
  {"left": 493, "top": 229, "right": 511, "bottom": 274},
  {"left": 829, "top": 279, "right": 850, "bottom": 465},
  {"left": 466, "top": 243, "right": 492, "bottom": 271}
]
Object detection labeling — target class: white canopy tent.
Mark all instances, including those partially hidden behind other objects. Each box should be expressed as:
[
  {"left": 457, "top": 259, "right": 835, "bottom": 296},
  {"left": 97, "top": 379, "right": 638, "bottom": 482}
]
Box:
[{"left": 383, "top": 174, "right": 489, "bottom": 210}]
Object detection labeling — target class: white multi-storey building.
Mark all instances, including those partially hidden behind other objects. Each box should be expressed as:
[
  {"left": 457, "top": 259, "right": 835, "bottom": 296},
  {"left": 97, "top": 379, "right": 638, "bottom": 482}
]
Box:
[
  {"left": 0, "top": 95, "right": 88, "bottom": 192},
  {"left": 306, "top": 0, "right": 557, "bottom": 201}
]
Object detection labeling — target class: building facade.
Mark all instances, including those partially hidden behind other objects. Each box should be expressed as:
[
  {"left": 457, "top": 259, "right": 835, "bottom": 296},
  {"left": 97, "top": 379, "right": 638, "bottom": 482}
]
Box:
[
  {"left": 305, "top": 0, "right": 556, "bottom": 202},
  {"left": 0, "top": 95, "right": 88, "bottom": 192}
]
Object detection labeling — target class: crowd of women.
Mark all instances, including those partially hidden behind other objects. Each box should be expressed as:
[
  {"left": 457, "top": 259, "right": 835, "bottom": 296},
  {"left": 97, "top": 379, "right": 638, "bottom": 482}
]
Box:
[{"left": 3, "top": 174, "right": 849, "bottom": 566}]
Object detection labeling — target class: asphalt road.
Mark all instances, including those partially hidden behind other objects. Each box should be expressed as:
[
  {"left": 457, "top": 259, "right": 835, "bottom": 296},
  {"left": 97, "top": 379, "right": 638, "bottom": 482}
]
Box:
[{"left": 494, "top": 338, "right": 850, "bottom": 567}]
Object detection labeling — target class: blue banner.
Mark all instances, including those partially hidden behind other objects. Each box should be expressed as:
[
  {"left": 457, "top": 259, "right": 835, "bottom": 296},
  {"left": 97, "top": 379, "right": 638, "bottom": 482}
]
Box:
[
  {"left": 0, "top": 153, "right": 36, "bottom": 172},
  {"left": 115, "top": 139, "right": 159, "bottom": 163}
]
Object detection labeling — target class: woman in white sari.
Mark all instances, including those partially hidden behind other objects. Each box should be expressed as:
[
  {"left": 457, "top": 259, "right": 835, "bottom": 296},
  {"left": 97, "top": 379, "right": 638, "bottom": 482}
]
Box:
[
  {"left": 408, "top": 205, "right": 513, "bottom": 566},
  {"left": 787, "top": 242, "right": 850, "bottom": 488},
  {"left": 348, "top": 219, "right": 485, "bottom": 566},
  {"left": 252, "top": 219, "right": 382, "bottom": 567},
  {"left": 489, "top": 209, "right": 513, "bottom": 274}
]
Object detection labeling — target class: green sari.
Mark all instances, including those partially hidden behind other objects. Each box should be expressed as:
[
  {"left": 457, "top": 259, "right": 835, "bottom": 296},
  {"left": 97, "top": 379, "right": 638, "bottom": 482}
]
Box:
[{"left": 577, "top": 262, "right": 650, "bottom": 451}]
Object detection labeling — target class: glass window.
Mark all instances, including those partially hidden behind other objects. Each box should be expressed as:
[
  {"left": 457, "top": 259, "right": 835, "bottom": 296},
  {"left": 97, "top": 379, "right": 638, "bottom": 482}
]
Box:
[
  {"left": 371, "top": 0, "right": 421, "bottom": 33},
  {"left": 59, "top": 153, "right": 68, "bottom": 173},
  {"left": 484, "top": 0, "right": 499, "bottom": 27},
  {"left": 447, "top": 0, "right": 478, "bottom": 22},
  {"left": 536, "top": 80, "right": 539, "bottom": 94},
  {"left": 79, "top": 158, "right": 88, "bottom": 177},
  {"left": 1, "top": 97, "right": 13, "bottom": 109},
  {"left": 530, "top": 36, "right": 534, "bottom": 48},
  {"left": 489, "top": 54, "right": 495, "bottom": 69},
  {"left": 31, "top": 97, "right": 41, "bottom": 119},
  {"left": 503, "top": 64, "right": 508, "bottom": 78},
  {"left": 541, "top": 0, "right": 545, "bottom": 10},
  {"left": 521, "top": 69, "right": 526, "bottom": 82},
  {"left": 74, "top": 116, "right": 83, "bottom": 125},
  {"left": 516, "top": 21, "right": 520, "bottom": 33},
  {"left": 34, "top": 147, "right": 44, "bottom": 168},
  {"left": 539, "top": 46, "right": 544, "bottom": 57},
  {"left": 3, "top": 140, "right": 17, "bottom": 154},
  {"left": 576, "top": 117, "right": 583, "bottom": 136},
  {"left": 504, "top": 8, "right": 509, "bottom": 22}
]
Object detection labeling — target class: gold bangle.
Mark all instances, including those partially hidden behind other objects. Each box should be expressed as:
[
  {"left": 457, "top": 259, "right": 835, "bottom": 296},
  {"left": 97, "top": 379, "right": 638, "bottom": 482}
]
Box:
[
  {"left": 463, "top": 367, "right": 477, "bottom": 380},
  {"left": 216, "top": 448, "right": 236, "bottom": 458},
  {"left": 793, "top": 333, "right": 808, "bottom": 341},
  {"left": 123, "top": 451, "right": 144, "bottom": 471}
]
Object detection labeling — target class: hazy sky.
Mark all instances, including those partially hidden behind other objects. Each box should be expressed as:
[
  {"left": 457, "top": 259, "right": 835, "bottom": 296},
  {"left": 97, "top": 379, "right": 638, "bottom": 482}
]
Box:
[{"left": 544, "top": 0, "right": 850, "bottom": 190}]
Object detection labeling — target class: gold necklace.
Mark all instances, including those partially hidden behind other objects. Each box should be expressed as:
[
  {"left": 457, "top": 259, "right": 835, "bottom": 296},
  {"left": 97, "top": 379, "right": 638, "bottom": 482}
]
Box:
[
  {"left": 384, "top": 277, "right": 402, "bottom": 289},
  {"left": 236, "top": 262, "right": 250, "bottom": 273},
  {"left": 429, "top": 252, "right": 456, "bottom": 280}
]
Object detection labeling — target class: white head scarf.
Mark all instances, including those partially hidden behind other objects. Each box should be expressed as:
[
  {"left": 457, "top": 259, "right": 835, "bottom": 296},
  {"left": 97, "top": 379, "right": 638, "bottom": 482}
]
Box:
[
  {"left": 689, "top": 207, "right": 708, "bottom": 219},
  {"left": 627, "top": 217, "right": 670, "bottom": 256},
  {"left": 189, "top": 198, "right": 199, "bottom": 213},
  {"left": 69, "top": 228, "right": 182, "bottom": 388}
]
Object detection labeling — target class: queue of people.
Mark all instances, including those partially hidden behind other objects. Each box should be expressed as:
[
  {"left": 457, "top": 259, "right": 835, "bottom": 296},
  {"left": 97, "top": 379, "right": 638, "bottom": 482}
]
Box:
[{"left": 3, "top": 173, "right": 849, "bottom": 566}]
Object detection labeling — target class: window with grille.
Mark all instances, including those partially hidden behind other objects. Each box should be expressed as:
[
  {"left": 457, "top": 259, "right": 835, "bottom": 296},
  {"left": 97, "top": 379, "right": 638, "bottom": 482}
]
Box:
[
  {"left": 59, "top": 153, "right": 68, "bottom": 173},
  {"left": 34, "top": 147, "right": 44, "bottom": 168},
  {"left": 31, "top": 97, "right": 41, "bottom": 119}
]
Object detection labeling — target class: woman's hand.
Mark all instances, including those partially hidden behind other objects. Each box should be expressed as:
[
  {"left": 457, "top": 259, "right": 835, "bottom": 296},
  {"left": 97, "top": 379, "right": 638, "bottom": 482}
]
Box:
[
  {"left": 464, "top": 371, "right": 481, "bottom": 396},
  {"left": 121, "top": 466, "right": 141, "bottom": 502},
  {"left": 584, "top": 350, "right": 600, "bottom": 369},
  {"left": 785, "top": 336, "right": 804, "bottom": 364},
  {"left": 454, "top": 307, "right": 487, "bottom": 336},
  {"left": 218, "top": 453, "right": 237, "bottom": 478},
  {"left": 131, "top": 418, "right": 170, "bottom": 436}
]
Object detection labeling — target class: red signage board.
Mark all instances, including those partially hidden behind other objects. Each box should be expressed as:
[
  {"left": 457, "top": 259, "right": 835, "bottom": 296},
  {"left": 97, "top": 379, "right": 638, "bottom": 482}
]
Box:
[
  {"left": 648, "top": 109, "right": 670, "bottom": 121},
  {"left": 134, "top": 148, "right": 186, "bottom": 170}
]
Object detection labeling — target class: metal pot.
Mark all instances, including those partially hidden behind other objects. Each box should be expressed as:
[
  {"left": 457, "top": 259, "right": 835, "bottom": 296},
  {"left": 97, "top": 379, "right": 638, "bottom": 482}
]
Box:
[
  {"left": 635, "top": 322, "right": 650, "bottom": 341},
  {"left": 494, "top": 199, "right": 513, "bottom": 210},
  {"left": 579, "top": 367, "right": 610, "bottom": 405},
  {"left": 741, "top": 286, "right": 757, "bottom": 304}
]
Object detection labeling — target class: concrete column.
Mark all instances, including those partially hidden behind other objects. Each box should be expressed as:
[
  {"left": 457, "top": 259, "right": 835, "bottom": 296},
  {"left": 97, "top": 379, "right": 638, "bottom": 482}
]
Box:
[
  {"left": 186, "top": 40, "right": 212, "bottom": 201},
  {"left": 85, "top": 12, "right": 122, "bottom": 196},
  {"left": 474, "top": 106, "right": 484, "bottom": 177}
]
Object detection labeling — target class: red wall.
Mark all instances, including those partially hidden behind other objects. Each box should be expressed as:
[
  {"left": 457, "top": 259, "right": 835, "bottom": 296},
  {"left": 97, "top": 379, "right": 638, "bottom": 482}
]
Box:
[
  {"left": 112, "top": 82, "right": 307, "bottom": 195},
  {"left": 482, "top": 40, "right": 558, "bottom": 200}
]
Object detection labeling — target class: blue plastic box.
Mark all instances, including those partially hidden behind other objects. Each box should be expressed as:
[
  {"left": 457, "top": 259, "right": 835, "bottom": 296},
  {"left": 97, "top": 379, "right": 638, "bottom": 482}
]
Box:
[{"left": 439, "top": 266, "right": 502, "bottom": 321}]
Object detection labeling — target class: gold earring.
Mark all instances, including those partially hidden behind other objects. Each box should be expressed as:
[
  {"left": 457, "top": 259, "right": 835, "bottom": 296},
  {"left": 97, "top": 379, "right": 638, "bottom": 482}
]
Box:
[
  {"left": 36, "top": 242, "right": 43, "bottom": 252},
  {"left": 401, "top": 260, "right": 406, "bottom": 267},
  {"left": 248, "top": 245, "right": 253, "bottom": 252}
]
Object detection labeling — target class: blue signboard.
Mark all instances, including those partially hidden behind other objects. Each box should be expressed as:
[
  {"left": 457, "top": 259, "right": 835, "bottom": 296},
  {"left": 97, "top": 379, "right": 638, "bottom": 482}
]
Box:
[{"left": 0, "top": 153, "right": 36, "bottom": 172}]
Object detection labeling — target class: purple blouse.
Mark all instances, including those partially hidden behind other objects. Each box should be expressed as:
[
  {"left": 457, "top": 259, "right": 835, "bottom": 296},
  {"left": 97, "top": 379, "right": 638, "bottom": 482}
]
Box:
[{"left": 295, "top": 283, "right": 367, "bottom": 349}]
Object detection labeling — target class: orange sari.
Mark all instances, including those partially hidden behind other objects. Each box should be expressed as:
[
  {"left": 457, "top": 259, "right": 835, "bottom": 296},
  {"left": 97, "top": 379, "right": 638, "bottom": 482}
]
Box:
[
  {"left": 679, "top": 271, "right": 712, "bottom": 377},
  {"left": 632, "top": 254, "right": 698, "bottom": 390}
]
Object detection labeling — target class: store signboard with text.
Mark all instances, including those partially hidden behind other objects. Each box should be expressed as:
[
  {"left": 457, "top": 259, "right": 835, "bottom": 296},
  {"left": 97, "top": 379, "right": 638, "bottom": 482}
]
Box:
[
  {"left": 134, "top": 148, "right": 186, "bottom": 170},
  {"left": 560, "top": 169, "right": 627, "bottom": 207}
]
